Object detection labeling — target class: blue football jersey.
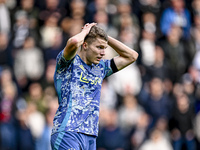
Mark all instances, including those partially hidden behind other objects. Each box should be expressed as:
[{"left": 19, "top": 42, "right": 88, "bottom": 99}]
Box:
[{"left": 52, "top": 50, "right": 114, "bottom": 136}]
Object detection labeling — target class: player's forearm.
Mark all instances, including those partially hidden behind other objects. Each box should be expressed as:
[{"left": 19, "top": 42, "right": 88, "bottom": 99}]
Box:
[
  {"left": 68, "top": 30, "right": 88, "bottom": 49},
  {"left": 108, "top": 36, "right": 138, "bottom": 62},
  {"left": 63, "top": 30, "right": 88, "bottom": 59}
]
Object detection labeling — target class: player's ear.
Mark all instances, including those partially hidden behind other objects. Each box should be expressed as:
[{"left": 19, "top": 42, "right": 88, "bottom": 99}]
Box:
[{"left": 83, "top": 42, "right": 88, "bottom": 50}]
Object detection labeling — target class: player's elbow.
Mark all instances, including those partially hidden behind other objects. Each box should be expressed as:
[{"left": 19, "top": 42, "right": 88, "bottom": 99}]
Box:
[
  {"left": 130, "top": 50, "right": 139, "bottom": 62},
  {"left": 67, "top": 38, "right": 79, "bottom": 49}
]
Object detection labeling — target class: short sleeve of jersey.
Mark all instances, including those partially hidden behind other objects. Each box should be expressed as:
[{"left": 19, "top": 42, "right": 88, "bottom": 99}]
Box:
[
  {"left": 56, "top": 50, "right": 74, "bottom": 71},
  {"left": 101, "top": 59, "right": 116, "bottom": 78}
]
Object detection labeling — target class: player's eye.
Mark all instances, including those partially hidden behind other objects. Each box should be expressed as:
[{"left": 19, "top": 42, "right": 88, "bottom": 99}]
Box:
[
  {"left": 97, "top": 46, "right": 106, "bottom": 50},
  {"left": 97, "top": 46, "right": 103, "bottom": 49}
]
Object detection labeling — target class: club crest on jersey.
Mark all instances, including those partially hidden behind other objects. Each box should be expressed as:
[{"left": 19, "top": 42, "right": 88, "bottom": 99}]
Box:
[{"left": 91, "top": 66, "right": 101, "bottom": 76}]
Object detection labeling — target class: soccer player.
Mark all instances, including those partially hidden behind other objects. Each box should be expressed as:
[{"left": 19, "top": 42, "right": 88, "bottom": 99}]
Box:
[{"left": 51, "top": 23, "right": 138, "bottom": 150}]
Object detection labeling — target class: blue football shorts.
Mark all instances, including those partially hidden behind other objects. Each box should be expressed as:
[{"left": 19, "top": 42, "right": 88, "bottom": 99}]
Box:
[{"left": 51, "top": 131, "right": 97, "bottom": 150}]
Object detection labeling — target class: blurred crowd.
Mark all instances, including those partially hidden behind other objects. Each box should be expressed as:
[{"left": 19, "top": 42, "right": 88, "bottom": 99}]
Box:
[{"left": 1, "top": 0, "right": 200, "bottom": 150}]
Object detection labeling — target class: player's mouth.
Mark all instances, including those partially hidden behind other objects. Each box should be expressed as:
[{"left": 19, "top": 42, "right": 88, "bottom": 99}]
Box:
[{"left": 97, "top": 57, "right": 102, "bottom": 61}]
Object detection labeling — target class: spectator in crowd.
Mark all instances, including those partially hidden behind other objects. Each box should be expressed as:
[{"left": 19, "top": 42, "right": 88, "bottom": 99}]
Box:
[
  {"left": 0, "top": 0, "right": 11, "bottom": 35},
  {"left": 0, "top": 32, "right": 12, "bottom": 67},
  {"left": 70, "top": 0, "right": 86, "bottom": 20},
  {"left": 43, "top": 85, "right": 56, "bottom": 105},
  {"left": 25, "top": 82, "right": 47, "bottom": 114},
  {"left": 41, "top": 59, "right": 56, "bottom": 89},
  {"left": 181, "top": 73, "right": 196, "bottom": 105},
  {"left": 25, "top": 101, "right": 45, "bottom": 148},
  {"left": 61, "top": 15, "right": 84, "bottom": 41},
  {"left": 191, "top": 0, "right": 200, "bottom": 17},
  {"left": 159, "top": 25, "right": 187, "bottom": 83},
  {"left": 141, "top": 11, "right": 161, "bottom": 39},
  {"left": 136, "top": 0, "right": 162, "bottom": 21},
  {"left": 14, "top": 36, "right": 45, "bottom": 90},
  {"left": 43, "top": 29, "right": 64, "bottom": 63},
  {"left": 39, "top": 12, "right": 61, "bottom": 49},
  {"left": 35, "top": 98, "right": 58, "bottom": 150},
  {"left": 85, "top": 0, "right": 111, "bottom": 23},
  {"left": 107, "top": 62, "right": 142, "bottom": 105},
  {"left": 129, "top": 112, "right": 150, "bottom": 150},
  {"left": 12, "top": 10, "right": 30, "bottom": 50},
  {"left": 160, "top": 0, "right": 191, "bottom": 39},
  {"left": 155, "top": 117, "right": 171, "bottom": 141},
  {"left": 97, "top": 109, "right": 126, "bottom": 150},
  {"left": 11, "top": 0, "right": 40, "bottom": 46},
  {"left": 0, "top": 73, "right": 18, "bottom": 150},
  {"left": 118, "top": 13, "right": 139, "bottom": 50},
  {"left": 16, "top": 106, "right": 35, "bottom": 150},
  {"left": 38, "top": 0, "right": 67, "bottom": 24},
  {"left": 100, "top": 79, "right": 118, "bottom": 109},
  {"left": 191, "top": 28, "right": 200, "bottom": 70},
  {"left": 189, "top": 13, "right": 200, "bottom": 70},
  {"left": 169, "top": 93, "right": 196, "bottom": 150},
  {"left": 145, "top": 45, "right": 169, "bottom": 81},
  {"left": 138, "top": 77, "right": 172, "bottom": 127},
  {"left": 93, "top": 10, "right": 118, "bottom": 39},
  {"left": 139, "top": 128, "right": 173, "bottom": 150},
  {"left": 112, "top": 1, "right": 140, "bottom": 47},
  {"left": 138, "top": 23, "right": 156, "bottom": 69},
  {"left": 118, "top": 94, "right": 144, "bottom": 135}
]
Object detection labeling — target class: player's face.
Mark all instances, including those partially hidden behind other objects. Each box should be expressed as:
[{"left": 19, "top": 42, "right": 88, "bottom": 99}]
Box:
[{"left": 85, "top": 38, "right": 108, "bottom": 65}]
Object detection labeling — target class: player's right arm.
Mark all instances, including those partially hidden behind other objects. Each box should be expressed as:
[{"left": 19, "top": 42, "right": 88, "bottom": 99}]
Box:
[{"left": 63, "top": 23, "right": 97, "bottom": 60}]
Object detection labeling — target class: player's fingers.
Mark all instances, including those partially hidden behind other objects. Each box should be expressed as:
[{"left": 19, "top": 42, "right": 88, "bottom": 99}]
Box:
[
  {"left": 82, "top": 23, "right": 96, "bottom": 30},
  {"left": 88, "top": 23, "right": 97, "bottom": 28},
  {"left": 85, "top": 23, "right": 89, "bottom": 26},
  {"left": 84, "top": 22, "right": 96, "bottom": 26},
  {"left": 82, "top": 23, "right": 88, "bottom": 29}
]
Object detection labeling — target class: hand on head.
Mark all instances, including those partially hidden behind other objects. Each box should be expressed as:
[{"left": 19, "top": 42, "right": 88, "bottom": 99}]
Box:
[{"left": 82, "top": 22, "right": 97, "bottom": 34}]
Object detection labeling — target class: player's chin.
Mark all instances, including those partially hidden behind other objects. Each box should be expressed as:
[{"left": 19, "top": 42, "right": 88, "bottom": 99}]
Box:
[
  {"left": 93, "top": 60, "right": 101, "bottom": 64},
  {"left": 93, "top": 61, "right": 100, "bottom": 65}
]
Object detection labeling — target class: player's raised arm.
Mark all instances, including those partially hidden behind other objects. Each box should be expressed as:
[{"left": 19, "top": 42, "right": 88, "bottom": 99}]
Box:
[
  {"left": 63, "top": 23, "right": 97, "bottom": 60},
  {"left": 108, "top": 36, "right": 138, "bottom": 71}
]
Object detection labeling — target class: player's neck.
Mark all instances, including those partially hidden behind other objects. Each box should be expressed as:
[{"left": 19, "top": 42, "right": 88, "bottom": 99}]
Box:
[{"left": 78, "top": 50, "right": 91, "bottom": 66}]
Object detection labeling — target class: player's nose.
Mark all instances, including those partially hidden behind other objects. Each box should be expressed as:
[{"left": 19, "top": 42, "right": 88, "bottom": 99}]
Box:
[{"left": 100, "top": 49, "right": 105, "bottom": 56}]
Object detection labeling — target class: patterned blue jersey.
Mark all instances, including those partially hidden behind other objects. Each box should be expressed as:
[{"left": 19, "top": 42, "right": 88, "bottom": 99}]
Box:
[{"left": 52, "top": 50, "right": 114, "bottom": 136}]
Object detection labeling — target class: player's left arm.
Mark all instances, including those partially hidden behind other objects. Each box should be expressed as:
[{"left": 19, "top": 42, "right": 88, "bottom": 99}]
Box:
[{"left": 108, "top": 36, "right": 138, "bottom": 71}]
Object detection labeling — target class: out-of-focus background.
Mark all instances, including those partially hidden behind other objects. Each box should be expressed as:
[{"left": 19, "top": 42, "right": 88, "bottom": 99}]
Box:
[{"left": 0, "top": 0, "right": 200, "bottom": 150}]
